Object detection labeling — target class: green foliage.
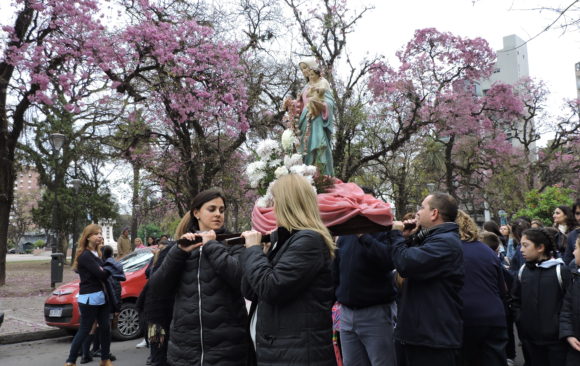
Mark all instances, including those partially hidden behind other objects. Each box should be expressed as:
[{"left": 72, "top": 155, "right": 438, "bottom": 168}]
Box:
[
  {"left": 138, "top": 223, "right": 163, "bottom": 241},
  {"left": 33, "top": 240, "right": 45, "bottom": 249},
  {"left": 162, "top": 217, "right": 181, "bottom": 239},
  {"left": 32, "top": 184, "right": 118, "bottom": 233},
  {"left": 514, "top": 186, "right": 574, "bottom": 225}
]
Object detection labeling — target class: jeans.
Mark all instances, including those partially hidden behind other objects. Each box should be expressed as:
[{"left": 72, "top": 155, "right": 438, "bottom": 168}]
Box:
[
  {"left": 66, "top": 303, "right": 111, "bottom": 363},
  {"left": 340, "top": 303, "right": 396, "bottom": 366},
  {"left": 462, "top": 325, "right": 507, "bottom": 366}
]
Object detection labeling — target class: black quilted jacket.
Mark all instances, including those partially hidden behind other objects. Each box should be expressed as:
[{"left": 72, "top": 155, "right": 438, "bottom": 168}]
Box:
[
  {"left": 148, "top": 239, "right": 250, "bottom": 366},
  {"left": 241, "top": 229, "right": 336, "bottom": 366}
]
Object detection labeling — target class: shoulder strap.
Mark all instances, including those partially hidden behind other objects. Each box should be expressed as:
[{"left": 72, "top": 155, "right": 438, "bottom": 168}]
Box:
[
  {"left": 556, "top": 264, "right": 563, "bottom": 290},
  {"left": 518, "top": 264, "right": 526, "bottom": 282}
]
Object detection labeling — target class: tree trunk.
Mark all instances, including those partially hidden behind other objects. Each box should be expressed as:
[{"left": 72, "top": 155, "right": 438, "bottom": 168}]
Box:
[
  {"left": 0, "top": 100, "right": 18, "bottom": 286},
  {"left": 0, "top": 3, "right": 35, "bottom": 285},
  {"left": 445, "top": 135, "right": 457, "bottom": 198},
  {"left": 0, "top": 186, "right": 12, "bottom": 286},
  {"left": 130, "top": 163, "right": 140, "bottom": 250}
]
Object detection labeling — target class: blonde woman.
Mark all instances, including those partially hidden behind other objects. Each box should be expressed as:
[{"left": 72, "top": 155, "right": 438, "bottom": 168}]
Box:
[
  {"left": 456, "top": 210, "right": 507, "bottom": 366},
  {"left": 134, "top": 237, "right": 145, "bottom": 249},
  {"left": 241, "top": 174, "right": 336, "bottom": 366},
  {"left": 65, "top": 224, "right": 114, "bottom": 366}
]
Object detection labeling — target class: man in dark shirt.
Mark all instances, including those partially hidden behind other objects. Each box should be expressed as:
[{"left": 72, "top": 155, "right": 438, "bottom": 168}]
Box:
[{"left": 390, "top": 192, "right": 464, "bottom": 366}]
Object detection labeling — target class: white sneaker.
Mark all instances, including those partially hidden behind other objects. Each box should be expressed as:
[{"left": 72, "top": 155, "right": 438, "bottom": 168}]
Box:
[
  {"left": 506, "top": 359, "right": 514, "bottom": 366},
  {"left": 136, "top": 339, "right": 147, "bottom": 348}
]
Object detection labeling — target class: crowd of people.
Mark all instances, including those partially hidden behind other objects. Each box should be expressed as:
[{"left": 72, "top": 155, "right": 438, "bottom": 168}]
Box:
[{"left": 63, "top": 175, "right": 580, "bottom": 366}]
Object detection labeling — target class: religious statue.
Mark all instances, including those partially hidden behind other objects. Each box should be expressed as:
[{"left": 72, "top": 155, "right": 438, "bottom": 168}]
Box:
[{"left": 284, "top": 58, "right": 335, "bottom": 176}]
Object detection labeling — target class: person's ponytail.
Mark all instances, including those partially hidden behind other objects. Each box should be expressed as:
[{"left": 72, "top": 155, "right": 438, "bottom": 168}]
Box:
[{"left": 175, "top": 211, "right": 193, "bottom": 238}]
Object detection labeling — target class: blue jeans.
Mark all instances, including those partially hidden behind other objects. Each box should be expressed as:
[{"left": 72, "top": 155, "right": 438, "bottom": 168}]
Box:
[
  {"left": 340, "top": 303, "right": 396, "bottom": 366},
  {"left": 66, "top": 303, "right": 111, "bottom": 363}
]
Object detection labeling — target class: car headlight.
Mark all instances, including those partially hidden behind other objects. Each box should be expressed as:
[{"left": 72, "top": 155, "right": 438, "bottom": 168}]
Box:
[{"left": 52, "top": 289, "right": 74, "bottom": 296}]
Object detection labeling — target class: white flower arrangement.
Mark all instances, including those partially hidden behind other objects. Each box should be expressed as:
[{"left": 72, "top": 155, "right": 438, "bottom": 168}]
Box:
[
  {"left": 281, "top": 129, "right": 298, "bottom": 151},
  {"left": 246, "top": 128, "right": 320, "bottom": 207}
]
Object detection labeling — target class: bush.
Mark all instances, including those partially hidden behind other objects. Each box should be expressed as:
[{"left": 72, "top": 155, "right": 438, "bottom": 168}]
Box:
[
  {"left": 514, "top": 186, "right": 574, "bottom": 226},
  {"left": 33, "top": 239, "right": 46, "bottom": 249}
]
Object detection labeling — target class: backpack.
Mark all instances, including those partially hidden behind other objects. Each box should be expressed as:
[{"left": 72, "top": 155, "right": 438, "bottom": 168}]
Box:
[{"left": 518, "top": 263, "right": 563, "bottom": 290}]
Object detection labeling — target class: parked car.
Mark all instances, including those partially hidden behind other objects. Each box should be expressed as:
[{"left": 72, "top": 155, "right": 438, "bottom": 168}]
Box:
[{"left": 44, "top": 248, "right": 154, "bottom": 340}]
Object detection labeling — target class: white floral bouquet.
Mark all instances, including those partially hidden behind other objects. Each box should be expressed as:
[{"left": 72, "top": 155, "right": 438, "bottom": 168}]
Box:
[{"left": 246, "top": 129, "right": 320, "bottom": 208}]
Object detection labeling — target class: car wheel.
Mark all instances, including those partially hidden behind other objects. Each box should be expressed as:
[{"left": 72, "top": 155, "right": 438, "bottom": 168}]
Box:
[{"left": 111, "top": 302, "right": 141, "bottom": 341}]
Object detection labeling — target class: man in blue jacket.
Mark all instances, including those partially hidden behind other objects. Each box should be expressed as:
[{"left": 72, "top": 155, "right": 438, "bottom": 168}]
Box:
[
  {"left": 334, "top": 190, "right": 400, "bottom": 366},
  {"left": 391, "top": 192, "right": 464, "bottom": 366}
]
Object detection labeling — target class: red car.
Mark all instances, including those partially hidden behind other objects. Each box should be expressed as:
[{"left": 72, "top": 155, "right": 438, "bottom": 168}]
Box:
[{"left": 44, "top": 248, "right": 154, "bottom": 340}]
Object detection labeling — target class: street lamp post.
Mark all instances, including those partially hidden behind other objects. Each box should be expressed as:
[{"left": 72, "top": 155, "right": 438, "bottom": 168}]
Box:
[
  {"left": 70, "top": 178, "right": 81, "bottom": 264},
  {"left": 49, "top": 133, "right": 65, "bottom": 254},
  {"left": 49, "top": 133, "right": 65, "bottom": 288}
]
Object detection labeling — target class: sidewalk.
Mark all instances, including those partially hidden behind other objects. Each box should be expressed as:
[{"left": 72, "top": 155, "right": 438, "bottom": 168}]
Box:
[{"left": 0, "top": 259, "right": 75, "bottom": 344}]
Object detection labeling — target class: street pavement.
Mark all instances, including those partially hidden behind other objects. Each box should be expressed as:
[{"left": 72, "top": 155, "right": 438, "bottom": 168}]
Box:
[
  {"left": 6, "top": 253, "right": 52, "bottom": 262},
  {"left": 0, "top": 336, "right": 150, "bottom": 366}
]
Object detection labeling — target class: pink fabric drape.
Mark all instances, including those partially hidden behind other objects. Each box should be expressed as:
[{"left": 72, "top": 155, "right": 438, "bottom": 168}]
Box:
[{"left": 251, "top": 182, "right": 394, "bottom": 233}]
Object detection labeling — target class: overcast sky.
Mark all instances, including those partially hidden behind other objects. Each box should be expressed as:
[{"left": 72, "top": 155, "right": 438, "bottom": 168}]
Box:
[{"left": 348, "top": 0, "right": 579, "bottom": 109}]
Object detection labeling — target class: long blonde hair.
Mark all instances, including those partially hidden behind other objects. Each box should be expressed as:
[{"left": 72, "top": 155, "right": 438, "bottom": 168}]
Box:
[
  {"left": 456, "top": 210, "right": 479, "bottom": 242},
  {"left": 72, "top": 224, "right": 102, "bottom": 271},
  {"left": 271, "top": 174, "right": 335, "bottom": 257}
]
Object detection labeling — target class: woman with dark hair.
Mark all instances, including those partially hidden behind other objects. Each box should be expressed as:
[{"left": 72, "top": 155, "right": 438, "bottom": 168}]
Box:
[
  {"left": 65, "top": 224, "right": 114, "bottom": 366},
  {"left": 148, "top": 189, "right": 249, "bottom": 366},
  {"left": 240, "top": 174, "right": 336, "bottom": 366},
  {"left": 512, "top": 228, "right": 572, "bottom": 366},
  {"left": 457, "top": 212, "right": 507, "bottom": 366},
  {"left": 573, "top": 199, "right": 580, "bottom": 227},
  {"left": 508, "top": 218, "right": 531, "bottom": 276},
  {"left": 554, "top": 206, "right": 576, "bottom": 235},
  {"left": 146, "top": 236, "right": 155, "bottom": 247}
]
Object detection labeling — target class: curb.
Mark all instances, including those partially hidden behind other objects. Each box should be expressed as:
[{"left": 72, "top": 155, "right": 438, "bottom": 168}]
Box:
[{"left": 0, "top": 328, "right": 69, "bottom": 345}]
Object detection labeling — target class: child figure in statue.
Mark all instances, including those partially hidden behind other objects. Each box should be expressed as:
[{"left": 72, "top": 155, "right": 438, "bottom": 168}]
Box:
[{"left": 284, "top": 57, "right": 335, "bottom": 176}]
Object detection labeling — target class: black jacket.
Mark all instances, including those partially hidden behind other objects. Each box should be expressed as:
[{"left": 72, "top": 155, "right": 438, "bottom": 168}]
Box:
[
  {"left": 561, "top": 266, "right": 580, "bottom": 341},
  {"left": 333, "top": 231, "right": 398, "bottom": 308},
  {"left": 512, "top": 258, "right": 571, "bottom": 344},
  {"left": 242, "top": 229, "right": 336, "bottom": 366},
  {"left": 76, "top": 250, "right": 111, "bottom": 295},
  {"left": 391, "top": 223, "right": 464, "bottom": 348},
  {"left": 139, "top": 244, "right": 175, "bottom": 329},
  {"left": 103, "top": 257, "right": 125, "bottom": 313},
  {"left": 148, "top": 239, "right": 249, "bottom": 366}
]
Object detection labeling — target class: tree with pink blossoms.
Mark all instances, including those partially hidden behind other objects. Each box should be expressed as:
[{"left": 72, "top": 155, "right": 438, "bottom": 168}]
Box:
[
  {"left": 101, "top": 0, "right": 249, "bottom": 213},
  {"left": 366, "top": 28, "right": 503, "bottom": 201},
  {"left": 0, "top": 0, "right": 108, "bottom": 285}
]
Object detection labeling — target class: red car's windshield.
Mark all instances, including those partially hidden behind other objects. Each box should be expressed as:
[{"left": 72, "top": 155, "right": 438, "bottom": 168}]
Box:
[{"left": 119, "top": 249, "right": 154, "bottom": 273}]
